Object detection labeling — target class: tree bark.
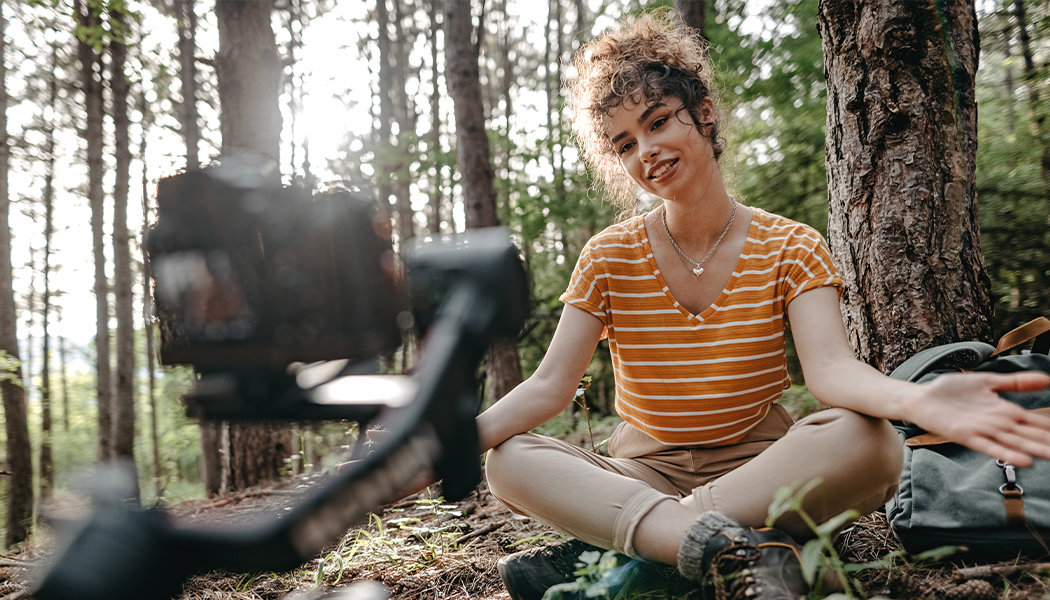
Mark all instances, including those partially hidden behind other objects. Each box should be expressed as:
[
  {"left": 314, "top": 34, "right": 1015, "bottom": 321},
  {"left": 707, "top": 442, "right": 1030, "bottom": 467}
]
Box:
[
  {"left": 111, "top": 8, "right": 138, "bottom": 496},
  {"left": 75, "top": 0, "right": 113, "bottom": 461},
  {"left": 214, "top": 0, "right": 291, "bottom": 490},
  {"left": 819, "top": 0, "right": 992, "bottom": 372},
  {"left": 444, "top": 0, "right": 522, "bottom": 400},
  {"left": 139, "top": 93, "right": 163, "bottom": 497},
  {"left": 215, "top": 0, "right": 281, "bottom": 163},
  {"left": 675, "top": 0, "right": 706, "bottom": 40},
  {"left": 39, "top": 37, "right": 59, "bottom": 498},
  {"left": 0, "top": 0, "right": 33, "bottom": 547},
  {"left": 392, "top": 0, "right": 416, "bottom": 244},
  {"left": 426, "top": 0, "right": 445, "bottom": 234},
  {"left": 175, "top": 0, "right": 200, "bottom": 170}
]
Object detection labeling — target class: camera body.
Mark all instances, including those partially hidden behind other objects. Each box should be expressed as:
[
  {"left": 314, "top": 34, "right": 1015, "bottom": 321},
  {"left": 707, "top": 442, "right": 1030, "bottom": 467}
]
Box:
[{"left": 146, "top": 158, "right": 406, "bottom": 372}]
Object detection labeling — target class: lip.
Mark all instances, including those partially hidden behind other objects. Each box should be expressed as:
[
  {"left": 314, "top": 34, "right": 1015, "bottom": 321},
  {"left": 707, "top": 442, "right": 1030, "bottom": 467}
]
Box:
[{"left": 647, "top": 158, "right": 678, "bottom": 182}]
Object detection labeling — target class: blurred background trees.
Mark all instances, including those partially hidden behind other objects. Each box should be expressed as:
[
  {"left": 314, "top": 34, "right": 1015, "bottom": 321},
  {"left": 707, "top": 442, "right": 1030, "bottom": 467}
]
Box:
[{"left": 1, "top": 0, "right": 1047, "bottom": 549}]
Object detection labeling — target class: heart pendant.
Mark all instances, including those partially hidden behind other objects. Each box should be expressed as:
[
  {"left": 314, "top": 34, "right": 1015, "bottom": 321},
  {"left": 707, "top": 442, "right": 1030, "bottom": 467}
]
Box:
[{"left": 692, "top": 266, "right": 705, "bottom": 276}]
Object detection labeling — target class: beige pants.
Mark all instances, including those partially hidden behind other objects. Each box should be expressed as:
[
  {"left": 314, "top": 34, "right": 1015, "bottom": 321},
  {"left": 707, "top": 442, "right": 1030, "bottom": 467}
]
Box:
[{"left": 485, "top": 406, "right": 902, "bottom": 556}]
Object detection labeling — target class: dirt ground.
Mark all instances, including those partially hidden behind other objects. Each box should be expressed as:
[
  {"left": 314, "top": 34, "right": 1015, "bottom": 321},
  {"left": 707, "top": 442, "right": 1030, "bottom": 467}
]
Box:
[{"left": 3, "top": 465, "right": 1050, "bottom": 600}]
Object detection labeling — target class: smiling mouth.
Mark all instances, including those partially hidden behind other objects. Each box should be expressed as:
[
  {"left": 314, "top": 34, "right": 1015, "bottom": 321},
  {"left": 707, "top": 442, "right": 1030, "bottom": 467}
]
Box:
[{"left": 648, "top": 159, "right": 677, "bottom": 180}]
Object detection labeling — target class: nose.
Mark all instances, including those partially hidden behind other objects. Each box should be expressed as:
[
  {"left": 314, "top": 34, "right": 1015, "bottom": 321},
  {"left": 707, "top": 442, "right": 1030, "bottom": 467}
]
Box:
[{"left": 639, "top": 138, "right": 659, "bottom": 163}]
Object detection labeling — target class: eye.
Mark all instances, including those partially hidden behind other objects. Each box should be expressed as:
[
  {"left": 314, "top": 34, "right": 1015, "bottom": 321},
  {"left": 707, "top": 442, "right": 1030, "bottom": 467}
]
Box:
[
  {"left": 617, "top": 140, "right": 635, "bottom": 155},
  {"left": 651, "top": 116, "right": 668, "bottom": 130}
]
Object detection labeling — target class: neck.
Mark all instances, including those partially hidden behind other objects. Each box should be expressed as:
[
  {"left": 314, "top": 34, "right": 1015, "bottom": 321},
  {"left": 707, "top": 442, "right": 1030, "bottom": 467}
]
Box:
[{"left": 661, "top": 194, "right": 737, "bottom": 247}]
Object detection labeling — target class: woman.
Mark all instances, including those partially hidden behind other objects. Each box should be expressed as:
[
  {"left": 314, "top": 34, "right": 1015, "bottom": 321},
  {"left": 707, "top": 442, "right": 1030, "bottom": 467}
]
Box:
[{"left": 475, "top": 11, "right": 1050, "bottom": 600}]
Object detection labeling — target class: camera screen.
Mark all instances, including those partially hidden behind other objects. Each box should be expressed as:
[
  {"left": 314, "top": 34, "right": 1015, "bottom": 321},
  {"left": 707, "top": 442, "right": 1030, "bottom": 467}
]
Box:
[{"left": 152, "top": 250, "right": 259, "bottom": 344}]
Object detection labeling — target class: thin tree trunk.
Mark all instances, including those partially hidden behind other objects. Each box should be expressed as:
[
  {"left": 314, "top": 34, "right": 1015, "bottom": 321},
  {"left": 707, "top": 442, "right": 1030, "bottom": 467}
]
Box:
[
  {"left": 111, "top": 8, "right": 137, "bottom": 493},
  {"left": 426, "top": 0, "right": 444, "bottom": 234},
  {"left": 139, "top": 90, "right": 163, "bottom": 498},
  {"left": 59, "top": 331, "right": 70, "bottom": 431},
  {"left": 175, "top": 0, "right": 200, "bottom": 170},
  {"left": 444, "top": 0, "right": 522, "bottom": 400},
  {"left": 39, "top": 37, "right": 59, "bottom": 498},
  {"left": 819, "top": 0, "right": 991, "bottom": 371},
  {"left": 375, "top": 0, "right": 396, "bottom": 240},
  {"left": 0, "top": 0, "right": 33, "bottom": 548},
  {"left": 1011, "top": 0, "right": 1050, "bottom": 183},
  {"left": 675, "top": 0, "right": 706, "bottom": 39},
  {"left": 75, "top": 0, "right": 112, "bottom": 461},
  {"left": 392, "top": 0, "right": 415, "bottom": 245}
]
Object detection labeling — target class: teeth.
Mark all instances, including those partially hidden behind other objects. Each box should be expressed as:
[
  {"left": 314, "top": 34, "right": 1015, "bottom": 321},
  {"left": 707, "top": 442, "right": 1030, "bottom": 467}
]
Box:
[{"left": 650, "top": 161, "right": 674, "bottom": 179}]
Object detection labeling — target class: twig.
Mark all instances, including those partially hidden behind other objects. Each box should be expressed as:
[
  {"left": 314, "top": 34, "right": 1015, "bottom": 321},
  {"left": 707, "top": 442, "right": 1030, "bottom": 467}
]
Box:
[
  {"left": 0, "top": 557, "right": 35, "bottom": 569},
  {"left": 452, "top": 520, "right": 506, "bottom": 545},
  {"left": 955, "top": 562, "right": 1050, "bottom": 580}
]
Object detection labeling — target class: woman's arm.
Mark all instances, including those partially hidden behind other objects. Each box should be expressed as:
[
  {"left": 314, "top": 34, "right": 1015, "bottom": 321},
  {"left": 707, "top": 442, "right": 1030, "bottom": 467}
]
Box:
[
  {"left": 788, "top": 287, "right": 1050, "bottom": 467},
  {"left": 476, "top": 304, "right": 606, "bottom": 452}
]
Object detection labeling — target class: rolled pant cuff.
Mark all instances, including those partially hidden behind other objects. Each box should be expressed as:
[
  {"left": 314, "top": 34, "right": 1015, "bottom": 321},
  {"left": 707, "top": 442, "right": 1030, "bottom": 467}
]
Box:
[{"left": 614, "top": 491, "right": 677, "bottom": 557}]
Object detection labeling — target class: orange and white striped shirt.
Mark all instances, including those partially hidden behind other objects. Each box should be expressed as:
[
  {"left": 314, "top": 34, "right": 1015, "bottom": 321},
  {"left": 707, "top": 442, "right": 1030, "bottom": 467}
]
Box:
[{"left": 560, "top": 207, "right": 842, "bottom": 447}]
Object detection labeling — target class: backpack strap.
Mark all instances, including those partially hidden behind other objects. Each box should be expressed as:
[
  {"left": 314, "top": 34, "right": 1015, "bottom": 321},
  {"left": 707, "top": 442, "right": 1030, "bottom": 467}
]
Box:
[
  {"left": 991, "top": 317, "right": 1050, "bottom": 358},
  {"left": 889, "top": 341, "right": 995, "bottom": 383}
]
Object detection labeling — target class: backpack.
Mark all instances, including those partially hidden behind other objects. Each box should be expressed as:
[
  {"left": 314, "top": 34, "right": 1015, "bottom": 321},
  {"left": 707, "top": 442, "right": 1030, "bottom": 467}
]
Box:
[{"left": 885, "top": 317, "right": 1050, "bottom": 558}]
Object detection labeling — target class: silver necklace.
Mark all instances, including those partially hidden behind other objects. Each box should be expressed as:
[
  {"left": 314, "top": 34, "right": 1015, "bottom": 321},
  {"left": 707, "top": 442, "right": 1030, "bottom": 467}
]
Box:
[{"left": 661, "top": 200, "right": 738, "bottom": 277}]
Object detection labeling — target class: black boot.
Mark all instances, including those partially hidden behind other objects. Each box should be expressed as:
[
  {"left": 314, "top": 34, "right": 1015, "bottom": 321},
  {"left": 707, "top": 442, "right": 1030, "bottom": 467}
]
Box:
[
  {"left": 677, "top": 512, "right": 807, "bottom": 600},
  {"left": 497, "top": 539, "right": 605, "bottom": 600},
  {"left": 498, "top": 538, "right": 692, "bottom": 600}
]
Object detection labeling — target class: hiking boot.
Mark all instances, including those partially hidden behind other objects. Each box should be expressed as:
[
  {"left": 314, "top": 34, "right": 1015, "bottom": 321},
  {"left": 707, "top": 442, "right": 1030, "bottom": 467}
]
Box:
[
  {"left": 497, "top": 538, "right": 692, "bottom": 600},
  {"left": 497, "top": 539, "right": 604, "bottom": 600},
  {"left": 677, "top": 512, "right": 807, "bottom": 600}
]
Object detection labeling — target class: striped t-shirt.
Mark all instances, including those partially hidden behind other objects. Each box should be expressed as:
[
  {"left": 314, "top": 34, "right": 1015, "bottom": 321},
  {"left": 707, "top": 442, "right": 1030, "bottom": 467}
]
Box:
[{"left": 559, "top": 207, "right": 843, "bottom": 447}]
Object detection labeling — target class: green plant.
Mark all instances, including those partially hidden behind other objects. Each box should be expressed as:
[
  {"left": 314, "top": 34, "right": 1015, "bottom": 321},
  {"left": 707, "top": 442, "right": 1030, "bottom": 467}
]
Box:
[{"left": 766, "top": 479, "right": 960, "bottom": 599}]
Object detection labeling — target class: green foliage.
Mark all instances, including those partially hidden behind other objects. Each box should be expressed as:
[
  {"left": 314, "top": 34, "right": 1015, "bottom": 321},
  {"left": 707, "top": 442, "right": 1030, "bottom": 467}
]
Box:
[
  {"left": 975, "top": 5, "right": 1050, "bottom": 338},
  {"left": 767, "top": 480, "right": 961, "bottom": 599},
  {"left": 0, "top": 349, "right": 22, "bottom": 386},
  {"left": 719, "top": 0, "right": 830, "bottom": 235}
]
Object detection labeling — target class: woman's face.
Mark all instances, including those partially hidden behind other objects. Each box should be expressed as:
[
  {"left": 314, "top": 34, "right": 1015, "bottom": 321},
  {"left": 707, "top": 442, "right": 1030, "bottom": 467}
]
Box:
[{"left": 604, "top": 96, "right": 716, "bottom": 202}]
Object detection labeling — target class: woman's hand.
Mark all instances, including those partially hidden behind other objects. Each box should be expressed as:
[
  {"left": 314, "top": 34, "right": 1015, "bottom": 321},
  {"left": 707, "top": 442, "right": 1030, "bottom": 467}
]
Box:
[
  {"left": 899, "top": 371, "right": 1050, "bottom": 467},
  {"left": 789, "top": 287, "right": 1050, "bottom": 466}
]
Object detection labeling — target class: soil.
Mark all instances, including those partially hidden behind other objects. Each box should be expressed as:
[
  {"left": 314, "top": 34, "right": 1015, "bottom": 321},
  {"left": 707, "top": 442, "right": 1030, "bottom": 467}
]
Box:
[{"left": 3, "top": 458, "right": 1050, "bottom": 600}]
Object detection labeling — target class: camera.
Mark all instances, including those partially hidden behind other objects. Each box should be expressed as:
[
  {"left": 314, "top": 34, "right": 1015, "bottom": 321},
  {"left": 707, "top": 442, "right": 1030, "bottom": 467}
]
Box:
[
  {"left": 144, "top": 156, "right": 529, "bottom": 423},
  {"left": 146, "top": 157, "right": 406, "bottom": 371}
]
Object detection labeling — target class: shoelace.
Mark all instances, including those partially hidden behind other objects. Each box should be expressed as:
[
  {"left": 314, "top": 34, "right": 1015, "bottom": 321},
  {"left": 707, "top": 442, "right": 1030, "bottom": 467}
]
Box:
[{"left": 707, "top": 541, "right": 763, "bottom": 600}]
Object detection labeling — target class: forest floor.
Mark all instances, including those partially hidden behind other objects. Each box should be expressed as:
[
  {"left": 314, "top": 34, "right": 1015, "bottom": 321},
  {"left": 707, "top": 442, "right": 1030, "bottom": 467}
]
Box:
[{"left": 3, "top": 429, "right": 1050, "bottom": 600}]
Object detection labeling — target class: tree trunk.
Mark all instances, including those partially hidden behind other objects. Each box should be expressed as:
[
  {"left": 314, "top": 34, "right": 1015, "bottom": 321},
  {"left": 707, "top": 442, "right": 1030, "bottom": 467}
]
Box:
[
  {"left": 39, "top": 37, "right": 59, "bottom": 498},
  {"left": 215, "top": 0, "right": 281, "bottom": 163},
  {"left": 819, "top": 0, "right": 992, "bottom": 372},
  {"left": 214, "top": 0, "right": 291, "bottom": 490},
  {"left": 392, "top": 0, "right": 415, "bottom": 245},
  {"left": 444, "top": 0, "right": 522, "bottom": 400},
  {"left": 200, "top": 421, "right": 222, "bottom": 496},
  {"left": 139, "top": 95, "right": 163, "bottom": 498},
  {"left": 75, "top": 0, "right": 113, "bottom": 461},
  {"left": 1011, "top": 0, "right": 1050, "bottom": 183},
  {"left": 426, "top": 0, "right": 444, "bottom": 234},
  {"left": 175, "top": 0, "right": 200, "bottom": 170},
  {"left": 0, "top": 0, "right": 33, "bottom": 547},
  {"left": 675, "top": 0, "right": 706, "bottom": 39},
  {"left": 111, "top": 8, "right": 138, "bottom": 496},
  {"left": 375, "top": 0, "right": 396, "bottom": 241}
]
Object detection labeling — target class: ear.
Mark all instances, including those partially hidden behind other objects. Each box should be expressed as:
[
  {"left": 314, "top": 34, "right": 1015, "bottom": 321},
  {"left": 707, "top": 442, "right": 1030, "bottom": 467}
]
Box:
[{"left": 697, "top": 97, "right": 716, "bottom": 126}]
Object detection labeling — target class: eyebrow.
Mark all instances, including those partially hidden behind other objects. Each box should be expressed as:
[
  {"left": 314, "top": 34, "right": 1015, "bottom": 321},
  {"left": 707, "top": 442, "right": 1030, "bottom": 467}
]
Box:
[{"left": 609, "top": 103, "right": 666, "bottom": 145}]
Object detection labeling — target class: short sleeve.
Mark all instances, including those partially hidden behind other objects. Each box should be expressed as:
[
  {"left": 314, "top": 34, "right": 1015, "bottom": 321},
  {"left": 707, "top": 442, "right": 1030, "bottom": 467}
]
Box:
[
  {"left": 559, "top": 242, "right": 610, "bottom": 328},
  {"left": 781, "top": 226, "right": 844, "bottom": 306}
]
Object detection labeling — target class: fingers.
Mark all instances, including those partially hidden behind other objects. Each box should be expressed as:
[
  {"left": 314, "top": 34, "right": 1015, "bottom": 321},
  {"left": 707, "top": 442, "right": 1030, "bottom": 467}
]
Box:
[{"left": 987, "top": 371, "right": 1050, "bottom": 393}]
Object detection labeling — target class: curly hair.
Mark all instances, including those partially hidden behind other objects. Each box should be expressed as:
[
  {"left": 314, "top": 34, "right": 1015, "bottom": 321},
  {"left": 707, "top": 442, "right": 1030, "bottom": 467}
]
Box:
[{"left": 570, "top": 10, "right": 724, "bottom": 210}]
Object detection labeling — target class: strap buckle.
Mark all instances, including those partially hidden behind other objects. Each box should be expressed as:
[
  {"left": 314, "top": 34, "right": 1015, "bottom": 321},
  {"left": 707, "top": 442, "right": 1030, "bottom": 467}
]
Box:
[{"left": 996, "top": 459, "right": 1024, "bottom": 495}]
